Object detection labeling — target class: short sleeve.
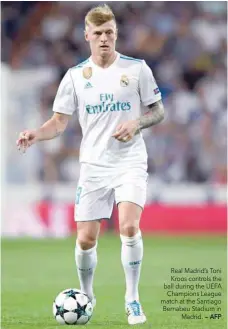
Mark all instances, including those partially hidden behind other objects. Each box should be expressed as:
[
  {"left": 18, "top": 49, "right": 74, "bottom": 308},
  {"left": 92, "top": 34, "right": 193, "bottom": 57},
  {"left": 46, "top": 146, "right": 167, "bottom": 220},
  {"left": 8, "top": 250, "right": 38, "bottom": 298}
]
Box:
[
  {"left": 53, "top": 69, "right": 77, "bottom": 115},
  {"left": 139, "top": 60, "right": 162, "bottom": 106}
]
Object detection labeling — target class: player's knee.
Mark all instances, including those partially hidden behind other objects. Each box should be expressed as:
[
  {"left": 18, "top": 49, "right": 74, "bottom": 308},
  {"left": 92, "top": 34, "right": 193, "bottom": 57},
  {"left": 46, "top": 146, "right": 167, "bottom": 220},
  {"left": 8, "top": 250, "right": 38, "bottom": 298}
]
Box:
[
  {"left": 76, "top": 221, "right": 100, "bottom": 250},
  {"left": 119, "top": 222, "right": 139, "bottom": 237},
  {"left": 77, "top": 234, "right": 97, "bottom": 250}
]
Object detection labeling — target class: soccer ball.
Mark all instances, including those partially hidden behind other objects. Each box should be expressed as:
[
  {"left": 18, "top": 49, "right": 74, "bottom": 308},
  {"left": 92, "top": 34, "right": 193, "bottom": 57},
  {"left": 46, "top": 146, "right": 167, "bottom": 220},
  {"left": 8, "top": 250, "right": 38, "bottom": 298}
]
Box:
[{"left": 53, "top": 288, "right": 93, "bottom": 325}]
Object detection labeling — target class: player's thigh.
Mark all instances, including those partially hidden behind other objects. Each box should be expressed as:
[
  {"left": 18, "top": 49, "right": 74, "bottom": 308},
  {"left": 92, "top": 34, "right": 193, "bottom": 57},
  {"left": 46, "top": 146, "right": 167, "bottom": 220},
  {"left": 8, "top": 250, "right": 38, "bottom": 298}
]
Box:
[
  {"left": 115, "top": 168, "right": 148, "bottom": 210},
  {"left": 115, "top": 169, "right": 147, "bottom": 236}
]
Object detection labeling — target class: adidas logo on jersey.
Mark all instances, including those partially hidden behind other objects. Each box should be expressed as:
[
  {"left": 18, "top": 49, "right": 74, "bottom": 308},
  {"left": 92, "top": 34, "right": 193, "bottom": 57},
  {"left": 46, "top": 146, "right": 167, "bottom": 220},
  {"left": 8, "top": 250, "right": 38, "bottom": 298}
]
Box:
[{"left": 84, "top": 82, "right": 93, "bottom": 89}]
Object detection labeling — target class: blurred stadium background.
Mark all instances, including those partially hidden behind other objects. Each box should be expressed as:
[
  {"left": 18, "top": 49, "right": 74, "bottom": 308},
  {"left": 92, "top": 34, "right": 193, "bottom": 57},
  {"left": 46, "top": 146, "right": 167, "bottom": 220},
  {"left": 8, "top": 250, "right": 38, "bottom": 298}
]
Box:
[
  {"left": 1, "top": 1, "right": 226, "bottom": 236},
  {"left": 1, "top": 2, "right": 227, "bottom": 329}
]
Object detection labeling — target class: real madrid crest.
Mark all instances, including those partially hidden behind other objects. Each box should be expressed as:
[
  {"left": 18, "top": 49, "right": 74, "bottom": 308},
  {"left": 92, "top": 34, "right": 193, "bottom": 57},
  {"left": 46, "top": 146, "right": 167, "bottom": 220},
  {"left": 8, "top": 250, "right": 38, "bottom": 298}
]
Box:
[
  {"left": 120, "top": 75, "right": 129, "bottom": 87},
  {"left": 83, "top": 67, "right": 92, "bottom": 79}
]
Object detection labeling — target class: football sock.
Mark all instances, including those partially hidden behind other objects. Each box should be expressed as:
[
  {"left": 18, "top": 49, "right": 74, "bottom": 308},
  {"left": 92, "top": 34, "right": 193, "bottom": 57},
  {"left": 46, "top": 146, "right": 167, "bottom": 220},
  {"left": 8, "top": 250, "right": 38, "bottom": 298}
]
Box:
[
  {"left": 120, "top": 230, "right": 143, "bottom": 303},
  {"left": 75, "top": 241, "right": 97, "bottom": 300}
]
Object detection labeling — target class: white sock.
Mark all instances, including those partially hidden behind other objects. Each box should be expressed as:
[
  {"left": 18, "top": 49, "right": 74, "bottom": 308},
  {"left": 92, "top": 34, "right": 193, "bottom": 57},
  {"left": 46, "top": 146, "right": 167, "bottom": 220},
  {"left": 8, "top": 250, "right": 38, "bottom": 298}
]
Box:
[
  {"left": 120, "top": 230, "right": 143, "bottom": 303},
  {"left": 75, "top": 241, "right": 97, "bottom": 300}
]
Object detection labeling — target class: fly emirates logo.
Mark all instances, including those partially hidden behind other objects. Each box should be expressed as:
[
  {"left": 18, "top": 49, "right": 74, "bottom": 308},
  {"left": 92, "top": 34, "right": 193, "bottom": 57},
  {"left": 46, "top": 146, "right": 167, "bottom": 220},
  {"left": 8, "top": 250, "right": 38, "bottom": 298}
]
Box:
[{"left": 85, "top": 93, "right": 131, "bottom": 114}]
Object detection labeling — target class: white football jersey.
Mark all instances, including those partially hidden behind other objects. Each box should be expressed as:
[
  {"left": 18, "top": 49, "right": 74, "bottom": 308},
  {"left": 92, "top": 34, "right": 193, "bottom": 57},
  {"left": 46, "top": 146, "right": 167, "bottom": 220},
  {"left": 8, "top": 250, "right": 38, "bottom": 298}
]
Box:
[{"left": 53, "top": 52, "right": 162, "bottom": 169}]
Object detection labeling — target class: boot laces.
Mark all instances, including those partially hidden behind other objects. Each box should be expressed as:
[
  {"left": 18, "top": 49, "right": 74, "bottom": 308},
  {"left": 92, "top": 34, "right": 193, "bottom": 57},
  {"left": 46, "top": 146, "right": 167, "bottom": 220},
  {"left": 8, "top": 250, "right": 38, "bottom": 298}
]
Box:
[{"left": 127, "top": 301, "right": 142, "bottom": 316}]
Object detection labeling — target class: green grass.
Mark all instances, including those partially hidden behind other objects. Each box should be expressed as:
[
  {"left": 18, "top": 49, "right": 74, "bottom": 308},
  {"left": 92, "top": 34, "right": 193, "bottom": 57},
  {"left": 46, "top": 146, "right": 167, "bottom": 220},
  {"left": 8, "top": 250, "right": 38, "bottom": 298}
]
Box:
[{"left": 1, "top": 234, "right": 227, "bottom": 329}]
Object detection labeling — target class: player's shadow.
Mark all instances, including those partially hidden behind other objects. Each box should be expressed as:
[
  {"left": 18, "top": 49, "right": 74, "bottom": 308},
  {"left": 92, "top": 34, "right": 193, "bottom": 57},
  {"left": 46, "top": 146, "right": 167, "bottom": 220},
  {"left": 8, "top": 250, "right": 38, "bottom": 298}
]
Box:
[{"left": 91, "top": 320, "right": 153, "bottom": 327}]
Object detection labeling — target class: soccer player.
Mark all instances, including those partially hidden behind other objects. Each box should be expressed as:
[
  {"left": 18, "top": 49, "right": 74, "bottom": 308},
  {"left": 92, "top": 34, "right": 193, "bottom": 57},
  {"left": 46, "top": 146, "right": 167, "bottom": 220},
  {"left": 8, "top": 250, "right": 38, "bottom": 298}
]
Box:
[{"left": 16, "top": 5, "right": 164, "bottom": 325}]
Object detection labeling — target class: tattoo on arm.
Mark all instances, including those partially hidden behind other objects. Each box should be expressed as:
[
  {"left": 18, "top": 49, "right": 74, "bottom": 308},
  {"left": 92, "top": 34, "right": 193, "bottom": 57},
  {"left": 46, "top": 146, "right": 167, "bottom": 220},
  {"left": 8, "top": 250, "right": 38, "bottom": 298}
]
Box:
[{"left": 136, "top": 100, "right": 165, "bottom": 132}]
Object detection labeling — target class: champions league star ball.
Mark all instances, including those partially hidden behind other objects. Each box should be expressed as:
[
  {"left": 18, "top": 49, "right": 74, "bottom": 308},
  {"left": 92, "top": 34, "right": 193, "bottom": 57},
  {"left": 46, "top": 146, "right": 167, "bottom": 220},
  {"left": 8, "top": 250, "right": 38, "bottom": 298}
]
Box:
[{"left": 53, "top": 288, "right": 93, "bottom": 325}]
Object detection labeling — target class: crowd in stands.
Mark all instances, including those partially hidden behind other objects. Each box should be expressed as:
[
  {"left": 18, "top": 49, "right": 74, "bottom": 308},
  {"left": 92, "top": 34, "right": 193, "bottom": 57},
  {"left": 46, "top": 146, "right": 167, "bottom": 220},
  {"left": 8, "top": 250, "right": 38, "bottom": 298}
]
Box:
[{"left": 2, "top": 1, "right": 227, "bottom": 184}]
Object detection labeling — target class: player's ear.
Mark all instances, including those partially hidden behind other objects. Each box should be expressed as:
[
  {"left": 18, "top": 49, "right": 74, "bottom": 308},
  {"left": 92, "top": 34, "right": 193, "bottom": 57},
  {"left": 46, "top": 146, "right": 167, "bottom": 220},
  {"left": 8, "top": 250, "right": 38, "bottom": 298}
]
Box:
[
  {"left": 115, "top": 28, "right": 118, "bottom": 40},
  {"left": 84, "top": 25, "right": 90, "bottom": 42},
  {"left": 84, "top": 30, "right": 89, "bottom": 42}
]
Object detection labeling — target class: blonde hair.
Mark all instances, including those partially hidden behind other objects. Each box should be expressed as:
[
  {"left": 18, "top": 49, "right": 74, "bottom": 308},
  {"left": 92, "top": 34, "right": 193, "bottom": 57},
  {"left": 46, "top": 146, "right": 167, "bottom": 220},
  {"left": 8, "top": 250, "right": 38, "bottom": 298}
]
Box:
[{"left": 85, "top": 4, "right": 116, "bottom": 27}]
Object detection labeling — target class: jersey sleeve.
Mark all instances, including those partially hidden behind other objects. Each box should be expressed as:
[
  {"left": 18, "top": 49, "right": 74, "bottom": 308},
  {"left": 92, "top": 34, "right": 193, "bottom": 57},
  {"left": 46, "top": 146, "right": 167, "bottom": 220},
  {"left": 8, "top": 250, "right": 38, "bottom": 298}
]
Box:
[
  {"left": 53, "top": 69, "right": 77, "bottom": 115},
  {"left": 139, "top": 60, "right": 162, "bottom": 106}
]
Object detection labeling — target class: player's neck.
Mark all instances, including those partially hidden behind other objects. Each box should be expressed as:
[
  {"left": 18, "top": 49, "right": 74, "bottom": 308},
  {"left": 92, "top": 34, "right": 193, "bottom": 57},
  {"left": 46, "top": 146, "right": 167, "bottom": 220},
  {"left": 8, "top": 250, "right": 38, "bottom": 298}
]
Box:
[{"left": 91, "top": 52, "right": 117, "bottom": 68}]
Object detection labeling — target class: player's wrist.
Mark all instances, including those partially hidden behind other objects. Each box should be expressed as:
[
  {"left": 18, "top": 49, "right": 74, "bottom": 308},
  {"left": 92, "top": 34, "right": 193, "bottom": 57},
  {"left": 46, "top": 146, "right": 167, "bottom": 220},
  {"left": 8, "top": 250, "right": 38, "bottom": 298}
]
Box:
[
  {"left": 35, "top": 128, "right": 44, "bottom": 142},
  {"left": 135, "top": 119, "right": 141, "bottom": 135}
]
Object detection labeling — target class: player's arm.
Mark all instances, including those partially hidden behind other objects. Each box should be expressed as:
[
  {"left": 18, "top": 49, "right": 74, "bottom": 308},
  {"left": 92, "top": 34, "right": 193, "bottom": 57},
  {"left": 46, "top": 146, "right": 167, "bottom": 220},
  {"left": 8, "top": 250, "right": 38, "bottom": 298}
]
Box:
[
  {"left": 136, "top": 99, "right": 165, "bottom": 133},
  {"left": 16, "top": 113, "right": 70, "bottom": 152},
  {"left": 36, "top": 112, "right": 70, "bottom": 141},
  {"left": 112, "top": 101, "right": 164, "bottom": 142}
]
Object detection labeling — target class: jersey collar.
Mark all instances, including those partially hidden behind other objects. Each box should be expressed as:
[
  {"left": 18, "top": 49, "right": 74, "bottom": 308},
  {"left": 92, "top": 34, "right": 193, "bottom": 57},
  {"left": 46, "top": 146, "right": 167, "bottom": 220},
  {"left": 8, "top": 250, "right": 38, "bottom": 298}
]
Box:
[{"left": 89, "top": 52, "right": 120, "bottom": 70}]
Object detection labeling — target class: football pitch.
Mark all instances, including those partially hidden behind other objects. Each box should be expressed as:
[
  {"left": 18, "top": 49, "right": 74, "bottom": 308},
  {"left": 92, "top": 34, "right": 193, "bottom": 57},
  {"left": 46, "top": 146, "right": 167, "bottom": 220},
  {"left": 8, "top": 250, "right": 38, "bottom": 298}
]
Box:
[{"left": 2, "top": 234, "right": 227, "bottom": 329}]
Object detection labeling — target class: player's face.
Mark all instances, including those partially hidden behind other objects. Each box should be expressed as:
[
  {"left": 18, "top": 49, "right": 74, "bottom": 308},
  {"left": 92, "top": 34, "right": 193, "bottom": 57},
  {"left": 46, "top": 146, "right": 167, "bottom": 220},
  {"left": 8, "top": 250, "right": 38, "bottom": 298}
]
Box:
[{"left": 85, "top": 20, "right": 117, "bottom": 57}]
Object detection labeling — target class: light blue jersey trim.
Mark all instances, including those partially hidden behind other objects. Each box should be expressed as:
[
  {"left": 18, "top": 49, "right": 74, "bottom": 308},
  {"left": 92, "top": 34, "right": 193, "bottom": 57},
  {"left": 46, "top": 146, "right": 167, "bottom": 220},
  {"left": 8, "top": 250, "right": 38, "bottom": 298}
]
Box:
[
  {"left": 74, "top": 59, "right": 89, "bottom": 68},
  {"left": 120, "top": 55, "right": 142, "bottom": 63}
]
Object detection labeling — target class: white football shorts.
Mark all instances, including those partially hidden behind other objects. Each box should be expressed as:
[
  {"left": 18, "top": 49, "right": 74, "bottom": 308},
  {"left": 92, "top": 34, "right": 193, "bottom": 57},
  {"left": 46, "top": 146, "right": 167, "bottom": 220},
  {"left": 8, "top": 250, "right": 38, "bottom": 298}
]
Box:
[{"left": 74, "top": 164, "right": 148, "bottom": 222}]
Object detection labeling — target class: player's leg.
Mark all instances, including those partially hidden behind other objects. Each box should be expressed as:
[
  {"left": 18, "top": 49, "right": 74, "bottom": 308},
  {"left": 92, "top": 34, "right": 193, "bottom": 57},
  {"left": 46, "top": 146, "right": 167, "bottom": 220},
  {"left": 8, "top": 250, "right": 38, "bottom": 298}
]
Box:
[
  {"left": 114, "top": 169, "right": 147, "bottom": 325},
  {"left": 118, "top": 201, "right": 146, "bottom": 325},
  {"left": 75, "top": 221, "right": 100, "bottom": 301},
  {"left": 74, "top": 165, "right": 115, "bottom": 302},
  {"left": 118, "top": 201, "right": 143, "bottom": 302}
]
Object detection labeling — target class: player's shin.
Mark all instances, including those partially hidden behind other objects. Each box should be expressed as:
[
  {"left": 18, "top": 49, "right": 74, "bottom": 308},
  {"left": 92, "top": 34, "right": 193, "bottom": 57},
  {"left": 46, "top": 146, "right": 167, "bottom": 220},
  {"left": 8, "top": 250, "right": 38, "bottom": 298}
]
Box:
[
  {"left": 120, "top": 230, "right": 143, "bottom": 303},
  {"left": 75, "top": 240, "right": 97, "bottom": 301}
]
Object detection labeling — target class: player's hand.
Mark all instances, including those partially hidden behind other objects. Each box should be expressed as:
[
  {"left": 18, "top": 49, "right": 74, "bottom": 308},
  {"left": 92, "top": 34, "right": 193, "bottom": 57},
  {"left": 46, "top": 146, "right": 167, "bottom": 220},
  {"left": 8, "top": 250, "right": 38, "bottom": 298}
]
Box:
[
  {"left": 16, "top": 130, "right": 38, "bottom": 153},
  {"left": 112, "top": 120, "right": 139, "bottom": 142}
]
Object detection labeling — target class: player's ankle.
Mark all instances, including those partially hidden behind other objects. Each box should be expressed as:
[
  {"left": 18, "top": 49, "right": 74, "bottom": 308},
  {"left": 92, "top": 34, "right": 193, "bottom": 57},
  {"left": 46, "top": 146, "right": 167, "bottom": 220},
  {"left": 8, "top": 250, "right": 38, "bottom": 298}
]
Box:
[{"left": 126, "top": 299, "right": 139, "bottom": 304}]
